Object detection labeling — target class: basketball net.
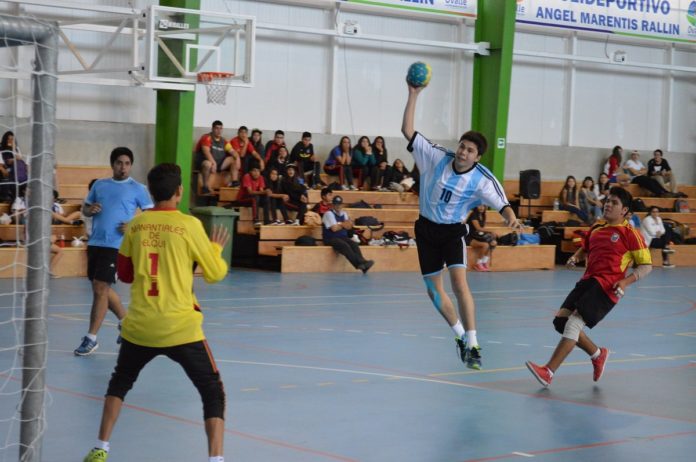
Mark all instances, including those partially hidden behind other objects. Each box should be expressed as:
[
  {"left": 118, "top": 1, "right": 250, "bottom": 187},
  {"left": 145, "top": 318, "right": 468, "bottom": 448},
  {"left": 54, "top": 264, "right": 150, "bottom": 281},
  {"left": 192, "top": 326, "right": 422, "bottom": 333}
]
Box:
[{"left": 197, "top": 72, "right": 235, "bottom": 105}]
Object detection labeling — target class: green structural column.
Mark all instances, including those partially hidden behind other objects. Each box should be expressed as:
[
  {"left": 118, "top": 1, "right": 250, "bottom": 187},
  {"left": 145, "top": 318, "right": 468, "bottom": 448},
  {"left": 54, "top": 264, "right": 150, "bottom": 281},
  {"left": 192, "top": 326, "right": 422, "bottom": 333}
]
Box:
[
  {"left": 155, "top": 0, "right": 200, "bottom": 212},
  {"left": 471, "top": 0, "right": 517, "bottom": 180}
]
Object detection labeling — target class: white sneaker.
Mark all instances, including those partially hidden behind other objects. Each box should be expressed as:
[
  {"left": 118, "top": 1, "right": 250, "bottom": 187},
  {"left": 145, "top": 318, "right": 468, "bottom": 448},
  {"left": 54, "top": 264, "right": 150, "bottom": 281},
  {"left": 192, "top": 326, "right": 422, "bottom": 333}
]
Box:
[
  {"left": 349, "top": 185, "right": 358, "bottom": 191},
  {"left": 341, "top": 185, "right": 349, "bottom": 191},
  {"left": 351, "top": 235, "right": 361, "bottom": 243},
  {"left": 292, "top": 219, "right": 300, "bottom": 225}
]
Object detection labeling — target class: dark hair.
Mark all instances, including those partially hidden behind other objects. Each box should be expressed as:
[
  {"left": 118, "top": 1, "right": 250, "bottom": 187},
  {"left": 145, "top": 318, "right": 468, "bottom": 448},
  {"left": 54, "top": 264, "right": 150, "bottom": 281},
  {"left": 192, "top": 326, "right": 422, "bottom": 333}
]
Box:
[
  {"left": 212, "top": 120, "right": 223, "bottom": 128},
  {"left": 338, "top": 136, "right": 351, "bottom": 153},
  {"left": 646, "top": 206, "right": 660, "bottom": 216},
  {"left": 372, "top": 136, "right": 386, "bottom": 151},
  {"left": 0, "top": 131, "right": 15, "bottom": 150},
  {"left": 582, "top": 176, "right": 594, "bottom": 188},
  {"left": 302, "top": 131, "right": 311, "bottom": 139},
  {"left": 560, "top": 175, "right": 577, "bottom": 201},
  {"left": 608, "top": 186, "right": 632, "bottom": 212},
  {"left": 238, "top": 125, "right": 248, "bottom": 133},
  {"left": 320, "top": 187, "right": 332, "bottom": 198},
  {"left": 110, "top": 147, "right": 133, "bottom": 166},
  {"left": 653, "top": 149, "right": 663, "bottom": 156},
  {"left": 610, "top": 145, "right": 622, "bottom": 162},
  {"left": 251, "top": 128, "right": 262, "bottom": 136},
  {"left": 275, "top": 130, "right": 285, "bottom": 137},
  {"left": 459, "top": 131, "right": 487, "bottom": 156},
  {"left": 147, "top": 163, "right": 181, "bottom": 202},
  {"left": 88, "top": 178, "right": 98, "bottom": 191}
]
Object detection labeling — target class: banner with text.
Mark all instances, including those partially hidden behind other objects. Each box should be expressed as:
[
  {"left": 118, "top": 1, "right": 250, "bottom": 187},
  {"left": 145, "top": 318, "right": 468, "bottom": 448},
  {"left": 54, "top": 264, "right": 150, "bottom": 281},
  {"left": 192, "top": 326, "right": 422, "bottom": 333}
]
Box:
[
  {"left": 341, "top": 0, "right": 477, "bottom": 18},
  {"left": 515, "top": 0, "right": 696, "bottom": 43}
]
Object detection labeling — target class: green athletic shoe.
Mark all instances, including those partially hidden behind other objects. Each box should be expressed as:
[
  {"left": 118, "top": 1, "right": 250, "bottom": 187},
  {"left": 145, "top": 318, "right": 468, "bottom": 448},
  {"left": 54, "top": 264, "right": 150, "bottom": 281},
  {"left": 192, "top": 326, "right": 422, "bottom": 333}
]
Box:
[
  {"left": 467, "top": 345, "right": 482, "bottom": 370},
  {"left": 83, "top": 448, "right": 108, "bottom": 462},
  {"left": 455, "top": 337, "right": 467, "bottom": 364}
]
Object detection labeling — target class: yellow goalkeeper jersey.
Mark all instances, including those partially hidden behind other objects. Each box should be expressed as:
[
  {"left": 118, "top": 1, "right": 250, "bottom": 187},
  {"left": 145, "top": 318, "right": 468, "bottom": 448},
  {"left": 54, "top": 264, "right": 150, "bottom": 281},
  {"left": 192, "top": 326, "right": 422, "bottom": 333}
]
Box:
[{"left": 117, "top": 208, "right": 228, "bottom": 347}]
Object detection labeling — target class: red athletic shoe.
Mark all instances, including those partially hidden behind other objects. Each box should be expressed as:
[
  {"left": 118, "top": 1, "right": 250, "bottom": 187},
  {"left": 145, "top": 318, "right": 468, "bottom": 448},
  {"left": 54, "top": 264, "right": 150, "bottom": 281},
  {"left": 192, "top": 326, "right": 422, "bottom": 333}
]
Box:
[
  {"left": 472, "top": 263, "right": 486, "bottom": 272},
  {"left": 526, "top": 361, "right": 552, "bottom": 387},
  {"left": 592, "top": 347, "right": 609, "bottom": 382}
]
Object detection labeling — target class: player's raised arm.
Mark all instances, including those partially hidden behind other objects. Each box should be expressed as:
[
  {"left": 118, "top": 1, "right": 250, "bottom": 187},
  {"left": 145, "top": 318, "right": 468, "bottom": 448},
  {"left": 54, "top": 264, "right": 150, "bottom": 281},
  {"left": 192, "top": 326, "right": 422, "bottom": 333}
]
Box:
[{"left": 401, "top": 84, "right": 425, "bottom": 141}]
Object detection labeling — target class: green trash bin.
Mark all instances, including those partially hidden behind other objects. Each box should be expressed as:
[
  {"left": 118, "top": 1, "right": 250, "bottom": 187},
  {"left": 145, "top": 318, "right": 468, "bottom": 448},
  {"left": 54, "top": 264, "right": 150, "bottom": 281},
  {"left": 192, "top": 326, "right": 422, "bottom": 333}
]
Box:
[{"left": 190, "top": 206, "right": 239, "bottom": 267}]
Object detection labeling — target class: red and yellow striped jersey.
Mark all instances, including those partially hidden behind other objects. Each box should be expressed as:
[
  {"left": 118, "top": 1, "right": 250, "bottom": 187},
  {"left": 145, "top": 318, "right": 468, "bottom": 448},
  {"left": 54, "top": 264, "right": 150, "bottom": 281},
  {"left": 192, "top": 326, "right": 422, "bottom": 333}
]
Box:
[
  {"left": 117, "top": 208, "right": 228, "bottom": 347},
  {"left": 581, "top": 220, "right": 652, "bottom": 303}
]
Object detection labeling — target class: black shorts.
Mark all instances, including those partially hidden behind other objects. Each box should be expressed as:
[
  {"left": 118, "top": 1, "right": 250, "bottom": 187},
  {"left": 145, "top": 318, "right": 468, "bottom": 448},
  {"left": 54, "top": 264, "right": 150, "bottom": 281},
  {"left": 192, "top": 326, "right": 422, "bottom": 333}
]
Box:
[
  {"left": 195, "top": 153, "right": 229, "bottom": 172},
  {"left": 560, "top": 277, "right": 616, "bottom": 328},
  {"left": 414, "top": 215, "right": 469, "bottom": 276},
  {"left": 106, "top": 339, "right": 225, "bottom": 420},
  {"left": 87, "top": 245, "right": 118, "bottom": 284}
]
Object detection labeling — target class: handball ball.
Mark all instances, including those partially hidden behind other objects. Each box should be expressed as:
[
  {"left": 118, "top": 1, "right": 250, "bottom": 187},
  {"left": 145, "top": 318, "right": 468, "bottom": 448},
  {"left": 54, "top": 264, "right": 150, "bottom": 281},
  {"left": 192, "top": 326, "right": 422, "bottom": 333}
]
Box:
[{"left": 406, "top": 61, "right": 432, "bottom": 88}]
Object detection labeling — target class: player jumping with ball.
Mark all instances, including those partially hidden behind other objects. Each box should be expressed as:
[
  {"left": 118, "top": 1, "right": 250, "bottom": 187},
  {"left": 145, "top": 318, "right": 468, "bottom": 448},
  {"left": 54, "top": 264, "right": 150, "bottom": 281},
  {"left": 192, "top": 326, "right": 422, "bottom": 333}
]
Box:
[
  {"left": 526, "top": 186, "right": 652, "bottom": 387},
  {"left": 401, "top": 75, "right": 523, "bottom": 369}
]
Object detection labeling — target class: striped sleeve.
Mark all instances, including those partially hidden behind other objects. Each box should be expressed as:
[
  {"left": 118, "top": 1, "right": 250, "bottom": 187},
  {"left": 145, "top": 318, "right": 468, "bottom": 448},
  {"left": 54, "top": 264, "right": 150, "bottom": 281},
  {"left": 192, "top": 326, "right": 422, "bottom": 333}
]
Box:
[
  {"left": 475, "top": 165, "right": 509, "bottom": 212},
  {"left": 626, "top": 225, "right": 652, "bottom": 266},
  {"left": 407, "top": 132, "right": 450, "bottom": 175}
]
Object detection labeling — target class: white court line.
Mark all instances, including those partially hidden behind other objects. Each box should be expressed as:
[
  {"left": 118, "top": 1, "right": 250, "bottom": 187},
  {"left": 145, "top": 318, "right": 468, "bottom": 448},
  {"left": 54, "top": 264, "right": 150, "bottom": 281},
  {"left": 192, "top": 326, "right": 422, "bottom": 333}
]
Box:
[
  {"left": 512, "top": 452, "right": 534, "bottom": 457},
  {"left": 402, "top": 333, "right": 418, "bottom": 337},
  {"left": 319, "top": 328, "right": 334, "bottom": 332},
  {"left": 262, "top": 325, "right": 279, "bottom": 329},
  {"left": 431, "top": 336, "right": 446, "bottom": 340},
  {"left": 630, "top": 353, "right": 646, "bottom": 357},
  {"left": 543, "top": 345, "right": 555, "bottom": 348},
  {"left": 514, "top": 343, "right": 531, "bottom": 347},
  {"left": 374, "top": 331, "right": 390, "bottom": 335},
  {"left": 212, "top": 359, "right": 487, "bottom": 390},
  {"left": 345, "top": 330, "right": 363, "bottom": 333},
  {"left": 487, "top": 341, "right": 502, "bottom": 344}
]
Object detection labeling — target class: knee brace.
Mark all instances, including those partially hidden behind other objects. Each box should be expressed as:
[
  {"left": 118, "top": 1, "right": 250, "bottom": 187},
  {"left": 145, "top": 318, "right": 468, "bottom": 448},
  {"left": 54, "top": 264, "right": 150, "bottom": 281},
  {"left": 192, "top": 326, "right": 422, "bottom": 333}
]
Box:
[
  {"left": 562, "top": 312, "right": 586, "bottom": 341},
  {"left": 553, "top": 316, "right": 568, "bottom": 335}
]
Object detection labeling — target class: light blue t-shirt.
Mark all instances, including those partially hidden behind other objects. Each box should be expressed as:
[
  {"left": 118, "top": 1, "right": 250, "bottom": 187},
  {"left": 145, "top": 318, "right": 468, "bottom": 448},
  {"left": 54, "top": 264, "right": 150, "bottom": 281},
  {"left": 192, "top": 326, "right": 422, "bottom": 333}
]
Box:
[{"left": 85, "top": 177, "right": 153, "bottom": 249}]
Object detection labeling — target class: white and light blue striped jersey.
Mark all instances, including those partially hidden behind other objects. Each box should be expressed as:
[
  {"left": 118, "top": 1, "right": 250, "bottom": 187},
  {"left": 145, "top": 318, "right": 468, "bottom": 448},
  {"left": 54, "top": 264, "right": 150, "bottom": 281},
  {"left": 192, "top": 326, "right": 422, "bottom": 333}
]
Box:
[{"left": 408, "top": 132, "right": 510, "bottom": 224}]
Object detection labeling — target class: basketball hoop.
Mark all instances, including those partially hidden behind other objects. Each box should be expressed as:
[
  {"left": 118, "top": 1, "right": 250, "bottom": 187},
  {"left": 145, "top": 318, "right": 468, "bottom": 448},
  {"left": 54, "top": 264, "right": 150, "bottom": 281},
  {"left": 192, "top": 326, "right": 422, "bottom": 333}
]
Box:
[{"left": 197, "top": 72, "right": 235, "bottom": 105}]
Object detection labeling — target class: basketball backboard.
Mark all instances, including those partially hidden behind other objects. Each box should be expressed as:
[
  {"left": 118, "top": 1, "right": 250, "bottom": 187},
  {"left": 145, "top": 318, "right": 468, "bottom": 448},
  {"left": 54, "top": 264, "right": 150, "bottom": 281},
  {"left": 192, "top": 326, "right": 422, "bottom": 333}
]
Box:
[{"left": 145, "top": 5, "right": 255, "bottom": 88}]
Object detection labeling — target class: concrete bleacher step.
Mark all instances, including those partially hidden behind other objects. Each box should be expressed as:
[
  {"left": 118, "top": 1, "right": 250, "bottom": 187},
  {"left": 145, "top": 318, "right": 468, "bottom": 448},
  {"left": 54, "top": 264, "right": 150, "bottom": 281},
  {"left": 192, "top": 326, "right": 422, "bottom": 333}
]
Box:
[
  {"left": 280, "top": 244, "right": 556, "bottom": 273},
  {"left": 0, "top": 247, "right": 87, "bottom": 278}
]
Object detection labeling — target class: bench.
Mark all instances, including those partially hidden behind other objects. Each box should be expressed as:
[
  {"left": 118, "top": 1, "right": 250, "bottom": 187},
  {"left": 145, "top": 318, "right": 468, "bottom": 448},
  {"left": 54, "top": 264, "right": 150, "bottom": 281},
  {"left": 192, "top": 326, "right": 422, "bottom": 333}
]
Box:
[
  {"left": 56, "top": 165, "right": 112, "bottom": 200},
  {"left": 0, "top": 246, "right": 87, "bottom": 278},
  {"left": 0, "top": 224, "right": 86, "bottom": 242},
  {"left": 650, "top": 245, "right": 696, "bottom": 267},
  {"left": 280, "top": 244, "right": 556, "bottom": 273}
]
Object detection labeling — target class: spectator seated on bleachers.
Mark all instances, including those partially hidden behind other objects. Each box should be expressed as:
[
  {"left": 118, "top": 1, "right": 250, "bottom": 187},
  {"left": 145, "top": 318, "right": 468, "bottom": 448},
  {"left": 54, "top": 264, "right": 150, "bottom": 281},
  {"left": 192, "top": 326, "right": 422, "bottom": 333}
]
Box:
[
  {"left": 648, "top": 149, "right": 682, "bottom": 196},
  {"left": 352, "top": 136, "right": 380, "bottom": 191},
  {"left": 229, "top": 125, "right": 265, "bottom": 177},
  {"left": 281, "top": 165, "right": 308, "bottom": 225},
  {"left": 11, "top": 184, "right": 26, "bottom": 224},
  {"left": 383, "top": 159, "right": 414, "bottom": 193},
  {"left": 640, "top": 206, "right": 676, "bottom": 268},
  {"left": 194, "top": 120, "right": 237, "bottom": 194},
  {"left": 580, "top": 176, "right": 603, "bottom": 223},
  {"left": 265, "top": 145, "right": 291, "bottom": 178},
  {"left": 623, "top": 150, "right": 673, "bottom": 198},
  {"left": 372, "top": 136, "right": 389, "bottom": 190},
  {"left": 466, "top": 204, "right": 497, "bottom": 272},
  {"left": 558, "top": 176, "right": 591, "bottom": 225},
  {"left": 322, "top": 195, "right": 373, "bottom": 273},
  {"left": 264, "top": 168, "right": 291, "bottom": 225},
  {"left": 324, "top": 136, "right": 356, "bottom": 191},
  {"left": 311, "top": 187, "right": 333, "bottom": 217},
  {"left": 264, "top": 129, "right": 286, "bottom": 165},
  {"left": 52, "top": 190, "right": 82, "bottom": 225},
  {"left": 234, "top": 167, "right": 268, "bottom": 226},
  {"left": 290, "top": 131, "right": 322, "bottom": 190}
]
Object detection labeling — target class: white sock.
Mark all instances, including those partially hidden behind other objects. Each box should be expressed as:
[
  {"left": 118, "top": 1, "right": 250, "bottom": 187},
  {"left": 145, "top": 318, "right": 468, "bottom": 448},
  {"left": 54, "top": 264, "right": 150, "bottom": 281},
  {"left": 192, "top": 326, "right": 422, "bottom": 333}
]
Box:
[
  {"left": 590, "top": 349, "right": 600, "bottom": 360},
  {"left": 466, "top": 330, "right": 478, "bottom": 348},
  {"left": 482, "top": 256, "right": 490, "bottom": 264},
  {"left": 86, "top": 333, "right": 97, "bottom": 342},
  {"left": 209, "top": 457, "right": 224, "bottom": 462},
  {"left": 452, "top": 320, "right": 465, "bottom": 339},
  {"left": 97, "top": 440, "right": 109, "bottom": 452},
  {"left": 476, "top": 258, "right": 483, "bottom": 264}
]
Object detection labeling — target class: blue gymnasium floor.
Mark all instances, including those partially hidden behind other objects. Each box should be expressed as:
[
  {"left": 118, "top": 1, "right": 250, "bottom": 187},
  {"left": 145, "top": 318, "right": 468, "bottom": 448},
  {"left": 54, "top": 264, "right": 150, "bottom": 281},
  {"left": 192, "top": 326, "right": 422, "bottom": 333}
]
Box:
[{"left": 1, "top": 267, "right": 696, "bottom": 462}]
